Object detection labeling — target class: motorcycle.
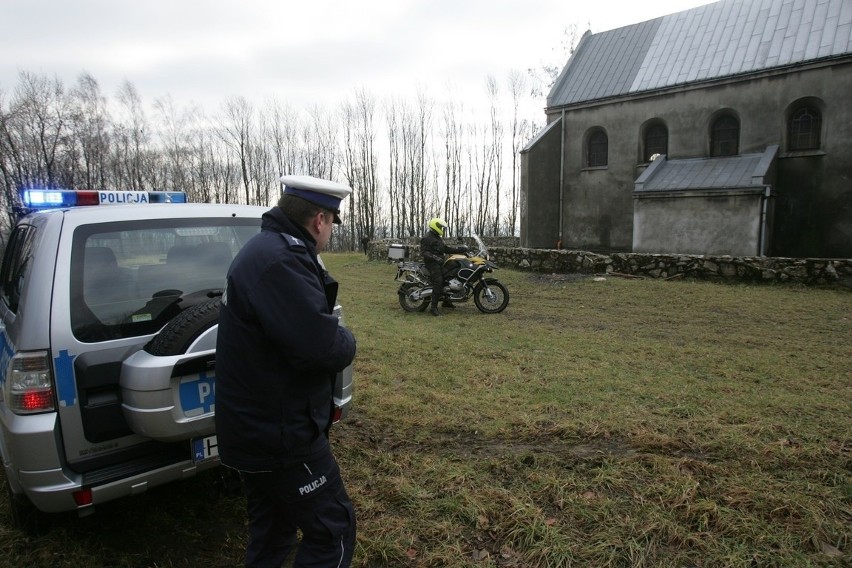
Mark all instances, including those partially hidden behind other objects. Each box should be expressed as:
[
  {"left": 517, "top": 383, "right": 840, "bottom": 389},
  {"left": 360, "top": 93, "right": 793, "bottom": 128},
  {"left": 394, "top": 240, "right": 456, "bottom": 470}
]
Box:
[{"left": 395, "top": 237, "right": 509, "bottom": 314}]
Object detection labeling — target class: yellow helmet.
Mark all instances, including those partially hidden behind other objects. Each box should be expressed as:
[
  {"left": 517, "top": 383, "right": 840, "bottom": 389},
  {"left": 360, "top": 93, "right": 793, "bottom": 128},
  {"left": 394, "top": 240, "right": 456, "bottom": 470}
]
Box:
[{"left": 428, "top": 217, "right": 448, "bottom": 237}]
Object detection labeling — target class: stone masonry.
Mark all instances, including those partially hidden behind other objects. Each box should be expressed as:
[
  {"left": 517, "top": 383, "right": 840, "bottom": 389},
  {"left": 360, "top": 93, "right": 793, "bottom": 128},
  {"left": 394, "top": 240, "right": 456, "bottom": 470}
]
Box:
[{"left": 369, "top": 238, "right": 852, "bottom": 287}]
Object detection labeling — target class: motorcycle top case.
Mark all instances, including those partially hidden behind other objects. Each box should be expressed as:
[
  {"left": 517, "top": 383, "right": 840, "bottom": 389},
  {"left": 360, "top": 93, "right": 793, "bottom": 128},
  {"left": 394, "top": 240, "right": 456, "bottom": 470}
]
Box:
[{"left": 388, "top": 243, "right": 409, "bottom": 260}]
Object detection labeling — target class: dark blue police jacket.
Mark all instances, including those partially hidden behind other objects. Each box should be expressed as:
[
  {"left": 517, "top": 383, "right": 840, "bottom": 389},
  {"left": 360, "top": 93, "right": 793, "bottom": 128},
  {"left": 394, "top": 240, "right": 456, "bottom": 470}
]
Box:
[{"left": 214, "top": 207, "right": 356, "bottom": 472}]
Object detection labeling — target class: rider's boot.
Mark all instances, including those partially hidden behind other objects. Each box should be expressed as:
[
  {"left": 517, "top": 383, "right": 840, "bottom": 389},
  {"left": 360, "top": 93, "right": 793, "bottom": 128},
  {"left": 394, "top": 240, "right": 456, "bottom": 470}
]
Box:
[{"left": 430, "top": 297, "right": 443, "bottom": 316}]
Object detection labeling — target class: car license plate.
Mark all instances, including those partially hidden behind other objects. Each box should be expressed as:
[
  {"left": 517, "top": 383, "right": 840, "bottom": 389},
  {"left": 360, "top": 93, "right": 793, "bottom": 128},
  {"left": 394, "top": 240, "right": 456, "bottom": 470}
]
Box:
[{"left": 192, "top": 435, "right": 219, "bottom": 463}]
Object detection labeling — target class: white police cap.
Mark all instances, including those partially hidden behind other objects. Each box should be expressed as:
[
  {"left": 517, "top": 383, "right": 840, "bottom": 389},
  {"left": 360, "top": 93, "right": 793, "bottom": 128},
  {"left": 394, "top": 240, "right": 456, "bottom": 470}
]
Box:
[{"left": 280, "top": 175, "right": 352, "bottom": 224}]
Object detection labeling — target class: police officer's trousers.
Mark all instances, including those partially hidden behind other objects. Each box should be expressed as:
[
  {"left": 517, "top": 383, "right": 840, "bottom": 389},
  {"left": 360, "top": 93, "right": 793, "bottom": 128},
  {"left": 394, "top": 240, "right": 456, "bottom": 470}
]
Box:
[{"left": 241, "top": 448, "right": 356, "bottom": 568}]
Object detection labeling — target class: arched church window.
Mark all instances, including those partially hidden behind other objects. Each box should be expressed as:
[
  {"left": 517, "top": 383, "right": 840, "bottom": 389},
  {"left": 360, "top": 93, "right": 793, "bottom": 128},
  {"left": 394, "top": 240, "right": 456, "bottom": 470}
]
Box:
[
  {"left": 788, "top": 106, "right": 821, "bottom": 151},
  {"left": 587, "top": 129, "right": 608, "bottom": 167},
  {"left": 644, "top": 123, "right": 668, "bottom": 162},
  {"left": 710, "top": 115, "right": 739, "bottom": 157}
]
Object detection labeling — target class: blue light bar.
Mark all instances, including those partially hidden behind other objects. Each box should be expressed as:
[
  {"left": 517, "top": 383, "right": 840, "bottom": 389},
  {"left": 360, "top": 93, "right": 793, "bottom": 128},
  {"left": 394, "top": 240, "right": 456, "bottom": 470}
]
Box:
[
  {"left": 147, "top": 191, "right": 187, "bottom": 203},
  {"left": 22, "top": 189, "right": 80, "bottom": 208}
]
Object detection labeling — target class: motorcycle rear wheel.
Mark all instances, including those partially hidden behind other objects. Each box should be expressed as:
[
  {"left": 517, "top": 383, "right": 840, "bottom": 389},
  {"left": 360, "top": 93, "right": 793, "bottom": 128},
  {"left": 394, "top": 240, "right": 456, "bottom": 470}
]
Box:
[
  {"left": 473, "top": 279, "right": 509, "bottom": 314},
  {"left": 398, "top": 283, "right": 429, "bottom": 312}
]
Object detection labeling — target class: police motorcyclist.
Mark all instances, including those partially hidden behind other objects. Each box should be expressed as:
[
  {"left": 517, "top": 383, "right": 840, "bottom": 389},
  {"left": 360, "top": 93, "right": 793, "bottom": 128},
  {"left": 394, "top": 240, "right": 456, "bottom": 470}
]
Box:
[{"left": 420, "top": 217, "right": 467, "bottom": 317}]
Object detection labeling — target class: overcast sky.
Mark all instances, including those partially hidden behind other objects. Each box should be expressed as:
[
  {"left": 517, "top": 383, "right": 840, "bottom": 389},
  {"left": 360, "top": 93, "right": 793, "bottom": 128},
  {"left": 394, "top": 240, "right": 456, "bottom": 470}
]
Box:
[{"left": 1, "top": 0, "right": 714, "bottom": 114}]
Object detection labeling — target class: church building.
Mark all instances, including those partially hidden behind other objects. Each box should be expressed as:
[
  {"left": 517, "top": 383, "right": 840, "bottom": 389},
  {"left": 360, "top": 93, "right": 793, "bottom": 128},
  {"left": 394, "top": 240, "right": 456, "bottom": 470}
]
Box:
[{"left": 521, "top": 0, "right": 852, "bottom": 258}]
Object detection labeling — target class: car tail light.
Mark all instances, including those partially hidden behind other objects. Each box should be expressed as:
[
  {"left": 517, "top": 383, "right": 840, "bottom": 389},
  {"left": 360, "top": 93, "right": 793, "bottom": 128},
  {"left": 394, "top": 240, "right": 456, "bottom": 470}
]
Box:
[{"left": 7, "top": 351, "right": 56, "bottom": 414}]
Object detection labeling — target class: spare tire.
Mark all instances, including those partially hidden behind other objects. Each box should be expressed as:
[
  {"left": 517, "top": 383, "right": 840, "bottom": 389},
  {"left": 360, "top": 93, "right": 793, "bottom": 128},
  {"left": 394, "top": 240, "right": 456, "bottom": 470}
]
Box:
[{"left": 145, "top": 297, "right": 222, "bottom": 356}]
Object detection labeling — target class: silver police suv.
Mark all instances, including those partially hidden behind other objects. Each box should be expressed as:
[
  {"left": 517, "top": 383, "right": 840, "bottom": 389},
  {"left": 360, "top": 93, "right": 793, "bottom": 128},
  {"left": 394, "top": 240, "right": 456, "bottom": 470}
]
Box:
[{"left": 0, "top": 189, "right": 353, "bottom": 530}]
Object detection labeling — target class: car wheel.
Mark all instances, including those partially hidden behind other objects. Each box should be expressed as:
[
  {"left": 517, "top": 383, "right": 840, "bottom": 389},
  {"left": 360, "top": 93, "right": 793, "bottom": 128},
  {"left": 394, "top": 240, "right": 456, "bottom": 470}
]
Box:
[{"left": 145, "top": 298, "right": 222, "bottom": 356}]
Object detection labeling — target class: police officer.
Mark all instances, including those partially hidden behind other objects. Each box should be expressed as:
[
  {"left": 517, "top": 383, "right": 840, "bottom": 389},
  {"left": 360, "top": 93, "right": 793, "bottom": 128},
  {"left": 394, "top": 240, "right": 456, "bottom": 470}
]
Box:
[
  {"left": 420, "top": 217, "right": 467, "bottom": 317},
  {"left": 215, "top": 175, "right": 357, "bottom": 567}
]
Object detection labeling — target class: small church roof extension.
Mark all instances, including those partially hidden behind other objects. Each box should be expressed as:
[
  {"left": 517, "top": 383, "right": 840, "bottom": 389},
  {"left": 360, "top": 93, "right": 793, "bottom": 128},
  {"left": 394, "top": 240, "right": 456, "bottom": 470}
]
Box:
[
  {"left": 634, "top": 145, "right": 779, "bottom": 193},
  {"left": 548, "top": 0, "right": 852, "bottom": 108}
]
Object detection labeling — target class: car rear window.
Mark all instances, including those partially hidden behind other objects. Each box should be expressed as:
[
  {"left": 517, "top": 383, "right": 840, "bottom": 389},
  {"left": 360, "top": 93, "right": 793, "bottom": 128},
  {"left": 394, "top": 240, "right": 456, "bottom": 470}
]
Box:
[
  {"left": 70, "top": 217, "right": 260, "bottom": 343},
  {"left": 0, "top": 224, "right": 36, "bottom": 313}
]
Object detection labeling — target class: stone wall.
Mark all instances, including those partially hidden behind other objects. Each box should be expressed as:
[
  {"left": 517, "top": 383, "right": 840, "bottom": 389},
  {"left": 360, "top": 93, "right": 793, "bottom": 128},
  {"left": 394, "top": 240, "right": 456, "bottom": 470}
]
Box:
[{"left": 369, "top": 239, "right": 852, "bottom": 287}]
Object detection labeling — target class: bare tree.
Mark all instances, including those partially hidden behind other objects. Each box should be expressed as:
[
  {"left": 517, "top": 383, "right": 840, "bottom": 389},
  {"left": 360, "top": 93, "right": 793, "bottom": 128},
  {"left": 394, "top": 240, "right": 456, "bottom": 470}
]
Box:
[
  {"left": 0, "top": 87, "right": 25, "bottom": 200},
  {"left": 153, "top": 94, "right": 196, "bottom": 193},
  {"left": 392, "top": 89, "right": 436, "bottom": 237},
  {"left": 250, "top": 118, "right": 274, "bottom": 206},
  {"left": 528, "top": 23, "right": 581, "bottom": 98},
  {"left": 469, "top": 120, "right": 493, "bottom": 237},
  {"left": 114, "top": 81, "right": 153, "bottom": 191},
  {"left": 439, "top": 97, "right": 465, "bottom": 234},
  {"left": 486, "top": 75, "right": 504, "bottom": 236},
  {"left": 218, "top": 95, "right": 256, "bottom": 204},
  {"left": 340, "top": 89, "right": 380, "bottom": 248},
  {"left": 13, "top": 71, "right": 72, "bottom": 189},
  {"left": 301, "top": 104, "right": 337, "bottom": 180},
  {"left": 385, "top": 96, "right": 406, "bottom": 237},
  {"left": 507, "top": 69, "right": 527, "bottom": 236},
  {"left": 68, "top": 73, "right": 112, "bottom": 190},
  {"left": 214, "top": 144, "right": 241, "bottom": 205},
  {"left": 0, "top": 87, "right": 21, "bottom": 238},
  {"left": 265, "top": 97, "right": 299, "bottom": 190},
  {"left": 185, "top": 113, "right": 217, "bottom": 203}
]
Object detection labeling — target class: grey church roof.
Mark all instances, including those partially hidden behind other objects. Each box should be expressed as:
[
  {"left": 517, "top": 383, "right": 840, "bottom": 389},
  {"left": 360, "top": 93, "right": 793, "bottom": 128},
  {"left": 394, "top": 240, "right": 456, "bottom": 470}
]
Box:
[{"left": 548, "top": 0, "right": 852, "bottom": 108}]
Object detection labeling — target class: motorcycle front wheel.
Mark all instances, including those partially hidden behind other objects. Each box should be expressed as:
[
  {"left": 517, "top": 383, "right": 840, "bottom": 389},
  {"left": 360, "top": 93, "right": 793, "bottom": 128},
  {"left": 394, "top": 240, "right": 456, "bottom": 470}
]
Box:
[
  {"left": 398, "top": 283, "right": 429, "bottom": 312},
  {"left": 473, "top": 279, "right": 509, "bottom": 314}
]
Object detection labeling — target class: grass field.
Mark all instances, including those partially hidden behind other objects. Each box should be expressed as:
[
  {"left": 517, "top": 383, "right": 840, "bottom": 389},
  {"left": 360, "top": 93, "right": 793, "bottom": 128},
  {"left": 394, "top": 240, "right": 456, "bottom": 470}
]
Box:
[{"left": 1, "top": 253, "right": 849, "bottom": 567}]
